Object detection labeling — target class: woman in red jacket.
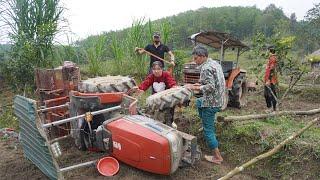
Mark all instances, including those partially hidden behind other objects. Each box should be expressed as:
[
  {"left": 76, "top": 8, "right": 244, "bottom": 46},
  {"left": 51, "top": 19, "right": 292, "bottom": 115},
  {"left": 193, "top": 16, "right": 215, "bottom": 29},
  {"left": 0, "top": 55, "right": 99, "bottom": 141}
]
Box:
[
  {"left": 133, "top": 61, "right": 177, "bottom": 128},
  {"left": 135, "top": 61, "right": 177, "bottom": 94}
]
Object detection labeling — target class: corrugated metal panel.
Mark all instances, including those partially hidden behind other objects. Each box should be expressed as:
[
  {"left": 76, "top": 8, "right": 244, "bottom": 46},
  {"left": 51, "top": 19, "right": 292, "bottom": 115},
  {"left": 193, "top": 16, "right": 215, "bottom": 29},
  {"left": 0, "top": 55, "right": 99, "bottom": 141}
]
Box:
[{"left": 14, "top": 95, "right": 61, "bottom": 180}]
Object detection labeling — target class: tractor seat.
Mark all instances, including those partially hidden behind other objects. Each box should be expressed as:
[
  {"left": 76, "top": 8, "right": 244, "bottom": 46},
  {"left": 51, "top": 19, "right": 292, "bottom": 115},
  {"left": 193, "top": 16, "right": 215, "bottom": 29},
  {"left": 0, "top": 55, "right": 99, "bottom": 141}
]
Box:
[{"left": 221, "top": 61, "right": 234, "bottom": 78}]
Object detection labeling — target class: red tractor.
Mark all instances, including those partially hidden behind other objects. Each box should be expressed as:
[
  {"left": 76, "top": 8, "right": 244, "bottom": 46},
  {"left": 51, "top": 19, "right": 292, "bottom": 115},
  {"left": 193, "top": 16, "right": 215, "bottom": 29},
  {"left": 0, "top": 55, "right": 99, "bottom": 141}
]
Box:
[
  {"left": 184, "top": 30, "right": 249, "bottom": 109},
  {"left": 14, "top": 63, "right": 200, "bottom": 179}
]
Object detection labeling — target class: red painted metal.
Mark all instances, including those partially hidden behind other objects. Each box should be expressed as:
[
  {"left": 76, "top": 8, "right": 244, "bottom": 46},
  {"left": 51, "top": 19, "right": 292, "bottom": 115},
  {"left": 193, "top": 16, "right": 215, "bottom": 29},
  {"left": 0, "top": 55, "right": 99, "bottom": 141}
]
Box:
[
  {"left": 71, "top": 91, "right": 124, "bottom": 104},
  {"left": 107, "top": 118, "right": 171, "bottom": 175},
  {"left": 226, "top": 67, "right": 241, "bottom": 89}
]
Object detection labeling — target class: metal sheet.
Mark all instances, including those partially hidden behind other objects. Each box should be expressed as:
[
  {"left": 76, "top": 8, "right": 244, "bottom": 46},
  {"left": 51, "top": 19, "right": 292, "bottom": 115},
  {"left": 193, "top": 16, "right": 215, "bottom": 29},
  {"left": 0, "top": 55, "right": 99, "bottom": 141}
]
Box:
[{"left": 14, "top": 95, "right": 61, "bottom": 180}]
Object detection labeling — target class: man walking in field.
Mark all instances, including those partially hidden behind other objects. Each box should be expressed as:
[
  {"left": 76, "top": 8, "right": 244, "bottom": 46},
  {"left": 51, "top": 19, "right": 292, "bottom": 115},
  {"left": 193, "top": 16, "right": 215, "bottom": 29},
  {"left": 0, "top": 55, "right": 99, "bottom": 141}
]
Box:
[
  {"left": 186, "top": 45, "right": 225, "bottom": 164},
  {"left": 264, "top": 46, "right": 278, "bottom": 112}
]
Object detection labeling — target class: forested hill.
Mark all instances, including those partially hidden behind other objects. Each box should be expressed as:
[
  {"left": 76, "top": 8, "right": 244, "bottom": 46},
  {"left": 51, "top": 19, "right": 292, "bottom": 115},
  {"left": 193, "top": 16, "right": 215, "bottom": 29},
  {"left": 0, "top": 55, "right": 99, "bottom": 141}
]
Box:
[
  {"left": 77, "top": 4, "right": 315, "bottom": 52},
  {"left": 156, "top": 5, "right": 289, "bottom": 47}
]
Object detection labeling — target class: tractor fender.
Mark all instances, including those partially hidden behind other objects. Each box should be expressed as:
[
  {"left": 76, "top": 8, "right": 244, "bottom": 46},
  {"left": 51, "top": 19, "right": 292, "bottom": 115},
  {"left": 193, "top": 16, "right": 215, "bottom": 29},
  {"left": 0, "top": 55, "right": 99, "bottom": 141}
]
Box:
[
  {"left": 226, "top": 67, "right": 240, "bottom": 89},
  {"left": 226, "top": 68, "right": 247, "bottom": 89}
]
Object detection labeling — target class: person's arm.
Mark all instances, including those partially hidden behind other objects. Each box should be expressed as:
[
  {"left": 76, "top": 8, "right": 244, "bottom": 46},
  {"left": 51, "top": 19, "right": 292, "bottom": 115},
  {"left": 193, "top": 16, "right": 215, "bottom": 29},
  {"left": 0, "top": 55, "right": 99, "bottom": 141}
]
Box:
[
  {"left": 199, "top": 68, "right": 216, "bottom": 93},
  {"left": 164, "top": 45, "right": 175, "bottom": 66},
  {"left": 164, "top": 71, "right": 177, "bottom": 88},
  {"left": 185, "top": 68, "right": 215, "bottom": 92},
  {"left": 135, "top": 45, "right": 149, "bottom": 54},
  {"left": 138, "top": 74, "right": 154, "bottom": 91},
  {"left": 168, "top": 51, "right": 175, "bottom": 65}
]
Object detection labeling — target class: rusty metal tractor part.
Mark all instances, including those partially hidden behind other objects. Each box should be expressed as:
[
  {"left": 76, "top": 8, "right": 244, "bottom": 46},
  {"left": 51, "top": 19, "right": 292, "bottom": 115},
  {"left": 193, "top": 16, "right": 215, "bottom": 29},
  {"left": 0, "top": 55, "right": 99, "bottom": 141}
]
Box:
[
  {"left": 35, "top": 62, "right": 81, "bottom": 138},
  {"left": 183, "top": 62, "right": 200, "bottom": 84},
  {"left": 146, "top": 87, "right": 192, "bottom": 112},
  {"left": 35, "top": 63, "right": 80, "bottom": 103},
  {"left": 78, "top": 76, "right": 136, "bottom": 93}
]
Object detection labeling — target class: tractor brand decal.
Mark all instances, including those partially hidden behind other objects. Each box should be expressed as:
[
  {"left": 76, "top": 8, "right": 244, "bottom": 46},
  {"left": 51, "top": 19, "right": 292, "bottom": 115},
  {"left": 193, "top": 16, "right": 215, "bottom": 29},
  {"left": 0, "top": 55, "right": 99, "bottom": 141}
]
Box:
[{"left": 113, "top": 141, "right": 122, "bottom": 150}]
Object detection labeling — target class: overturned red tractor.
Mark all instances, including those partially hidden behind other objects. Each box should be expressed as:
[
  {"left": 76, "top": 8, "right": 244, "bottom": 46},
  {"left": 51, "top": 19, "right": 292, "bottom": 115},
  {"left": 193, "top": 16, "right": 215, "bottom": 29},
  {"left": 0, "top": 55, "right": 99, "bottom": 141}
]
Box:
[{"left": 14, "top": 63, "right": 199, "bottom": 179}]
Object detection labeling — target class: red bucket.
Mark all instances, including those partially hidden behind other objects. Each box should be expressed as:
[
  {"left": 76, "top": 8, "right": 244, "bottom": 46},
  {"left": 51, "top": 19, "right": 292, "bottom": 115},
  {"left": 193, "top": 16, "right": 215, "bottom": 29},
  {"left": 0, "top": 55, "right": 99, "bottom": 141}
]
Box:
[{"left": 97, "top": 156, "right": 119, "bottom": 176}]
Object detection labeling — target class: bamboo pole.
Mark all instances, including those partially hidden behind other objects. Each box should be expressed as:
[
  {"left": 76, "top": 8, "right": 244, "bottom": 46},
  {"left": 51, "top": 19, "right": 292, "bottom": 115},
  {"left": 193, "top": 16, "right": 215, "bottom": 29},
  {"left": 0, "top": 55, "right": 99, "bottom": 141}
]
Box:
[
  {"left": 218, "top": 108, "right": 320, "bottom": 122},
  {"left": 135, "top": 47, "right": 173, "bottom": 65},
  {"left": 218, "top": 117, "right": 320, "bottom": 180}
]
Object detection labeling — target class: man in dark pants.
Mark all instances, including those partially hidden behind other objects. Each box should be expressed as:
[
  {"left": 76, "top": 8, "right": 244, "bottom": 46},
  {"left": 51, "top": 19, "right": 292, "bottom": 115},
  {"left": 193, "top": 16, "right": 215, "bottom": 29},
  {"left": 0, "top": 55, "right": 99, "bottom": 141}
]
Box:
[
  {"left": 264, "top": 46, "right": 278, "bottom": 112},
  {"left": 136, "top": 32, "right": 175, "bottom": 73}
]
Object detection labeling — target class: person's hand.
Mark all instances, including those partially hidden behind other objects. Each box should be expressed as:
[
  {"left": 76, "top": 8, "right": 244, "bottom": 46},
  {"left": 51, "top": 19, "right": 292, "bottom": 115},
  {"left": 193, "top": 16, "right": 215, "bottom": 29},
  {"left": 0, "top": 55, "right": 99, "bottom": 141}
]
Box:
[
  {"left": 131, "top": 86, "right": 139, "bottom": 91},
  {"left": 170, "top": 57, "right": 175, "bottom": 66},
  {"left": 137, "top": 89, "right": 144, "bottom": 96},
  {"left": 265, "top": 81, "right": 271, "bottom": 86},
  {"left": 184, "top": 84, "right": 194, "bottom": 90},
  {"left": 135, "top": 47, "right": 144, "bottom": 54},
  {"left": 185, "top": 83, "right": 201, "bottom": 91}
]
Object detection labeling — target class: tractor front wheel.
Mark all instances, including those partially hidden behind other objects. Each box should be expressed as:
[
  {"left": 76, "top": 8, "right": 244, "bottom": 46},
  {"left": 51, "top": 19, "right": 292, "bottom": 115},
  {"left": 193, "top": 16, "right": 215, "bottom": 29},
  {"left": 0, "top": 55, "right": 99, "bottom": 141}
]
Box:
[{"left": 229, "top": 73, "right": 247, "bottom": 108}]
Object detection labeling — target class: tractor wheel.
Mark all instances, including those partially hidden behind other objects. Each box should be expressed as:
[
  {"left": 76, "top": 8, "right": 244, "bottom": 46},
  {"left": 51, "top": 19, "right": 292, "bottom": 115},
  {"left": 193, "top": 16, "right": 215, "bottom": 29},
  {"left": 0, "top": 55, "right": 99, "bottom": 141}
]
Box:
[
  {"left": 229, "top": 73, "right": 247, "bottom": 108},
  {"left": 78, "top": 76, "right": 136, "bottom": 93},
  {"left": 146, "top": 87, "right": 193, "bottom": 112}
]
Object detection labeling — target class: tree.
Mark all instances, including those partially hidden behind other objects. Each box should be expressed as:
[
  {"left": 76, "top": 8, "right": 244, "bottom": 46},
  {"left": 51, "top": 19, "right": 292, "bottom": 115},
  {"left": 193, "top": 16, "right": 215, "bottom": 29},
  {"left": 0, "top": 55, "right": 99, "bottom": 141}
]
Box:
[
  {"left": 250, "top": 32, "right": 308, "bottom": 109},
  {"left": 0, "top": 0, "right": 64, "bottom": 91},
  {"left": 305, "top": 3, "right": 320, "bottom": 27}
]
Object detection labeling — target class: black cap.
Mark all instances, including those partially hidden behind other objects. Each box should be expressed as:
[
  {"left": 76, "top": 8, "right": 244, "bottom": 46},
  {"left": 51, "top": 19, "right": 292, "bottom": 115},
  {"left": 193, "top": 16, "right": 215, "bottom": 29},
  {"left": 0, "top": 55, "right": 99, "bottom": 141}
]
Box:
[{"left": 153, "top": 32, "right": 161, "bottom": 38}]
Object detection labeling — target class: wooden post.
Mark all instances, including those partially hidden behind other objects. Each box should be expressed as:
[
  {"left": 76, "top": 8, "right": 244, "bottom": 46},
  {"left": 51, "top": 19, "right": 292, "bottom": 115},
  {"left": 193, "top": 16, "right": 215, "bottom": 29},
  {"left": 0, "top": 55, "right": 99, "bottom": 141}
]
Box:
[{"left": 218, "top": 108, "right": 320, "bottom": 122}]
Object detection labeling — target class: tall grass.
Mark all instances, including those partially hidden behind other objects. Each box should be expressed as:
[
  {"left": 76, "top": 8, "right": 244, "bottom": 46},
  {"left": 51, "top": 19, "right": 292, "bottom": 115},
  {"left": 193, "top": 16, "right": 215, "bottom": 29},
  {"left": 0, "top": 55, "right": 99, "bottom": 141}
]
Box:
[
  {"left": 160, "top": 20, "right": 172, "bottom": 45},
  {"left": 126, "top": 18, "right": 149, "bottom": 80},
  {"left": 0, "top": 0, "right": 64, "bottom": 91},
  {"left": 110, "top": 34, "right": 125, "bottom": 74},
  {"left": 86, "top": 35, "right": 106, "bottom": 77},
  {"left": 80, "top": 18, "right": 175, "bottom": 81}
]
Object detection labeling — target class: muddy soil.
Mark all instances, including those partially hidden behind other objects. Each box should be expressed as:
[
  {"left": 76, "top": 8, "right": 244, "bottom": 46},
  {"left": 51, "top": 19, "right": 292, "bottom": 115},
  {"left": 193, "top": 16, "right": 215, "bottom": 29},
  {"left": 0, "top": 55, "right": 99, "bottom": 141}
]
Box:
[{"left": 0, "top": 86, "right": 319, "bottom": 180}]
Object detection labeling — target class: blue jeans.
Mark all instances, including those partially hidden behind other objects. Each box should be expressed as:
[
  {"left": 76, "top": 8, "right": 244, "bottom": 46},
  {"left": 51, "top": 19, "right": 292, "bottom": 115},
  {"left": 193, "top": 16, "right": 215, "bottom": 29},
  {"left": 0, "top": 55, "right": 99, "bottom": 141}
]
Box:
[{"left": 196, "top": 98, "right": 220, "bottom": 149}]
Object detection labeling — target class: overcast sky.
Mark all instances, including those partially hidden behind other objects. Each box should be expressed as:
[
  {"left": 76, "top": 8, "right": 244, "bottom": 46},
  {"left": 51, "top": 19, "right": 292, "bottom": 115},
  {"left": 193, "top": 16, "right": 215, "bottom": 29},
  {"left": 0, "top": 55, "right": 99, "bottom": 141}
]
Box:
[
  {"left": 59, "top": 0, "right": 318, "bottom": 43},
  {"left": 1, "top": 0, "right": 317, "bottom": 44}
]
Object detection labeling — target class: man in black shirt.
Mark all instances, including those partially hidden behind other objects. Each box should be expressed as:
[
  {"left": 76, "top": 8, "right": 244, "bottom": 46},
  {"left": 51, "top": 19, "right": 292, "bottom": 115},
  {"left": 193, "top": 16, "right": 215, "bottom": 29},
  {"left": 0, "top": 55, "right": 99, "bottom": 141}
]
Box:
[{"left": 136, "top": 32, "right": 175, "bottom": 72}]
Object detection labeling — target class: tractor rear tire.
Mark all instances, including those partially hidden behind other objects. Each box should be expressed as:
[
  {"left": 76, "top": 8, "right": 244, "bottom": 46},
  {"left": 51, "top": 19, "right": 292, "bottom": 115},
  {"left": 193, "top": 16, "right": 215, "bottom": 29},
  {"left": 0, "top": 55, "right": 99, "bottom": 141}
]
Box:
[
  {"left": 229, "top": 73, "right": 247, "bottom": 108},
  {"left": 146, "top": 87, "right": 193, "bottom": 112},
  {"left": 78, "top": 76, "right": 136, "bottom": 93}
]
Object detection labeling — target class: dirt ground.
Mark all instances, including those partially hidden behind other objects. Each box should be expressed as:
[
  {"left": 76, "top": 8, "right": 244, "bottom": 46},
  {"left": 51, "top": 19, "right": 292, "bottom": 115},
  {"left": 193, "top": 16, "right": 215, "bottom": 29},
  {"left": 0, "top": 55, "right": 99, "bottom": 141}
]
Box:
[
  {"left": 0, "top": 137, "right": 256, "bottom": 180},
  {"left": 0, "top": 85, "right": 319, "bottom": 180}
]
